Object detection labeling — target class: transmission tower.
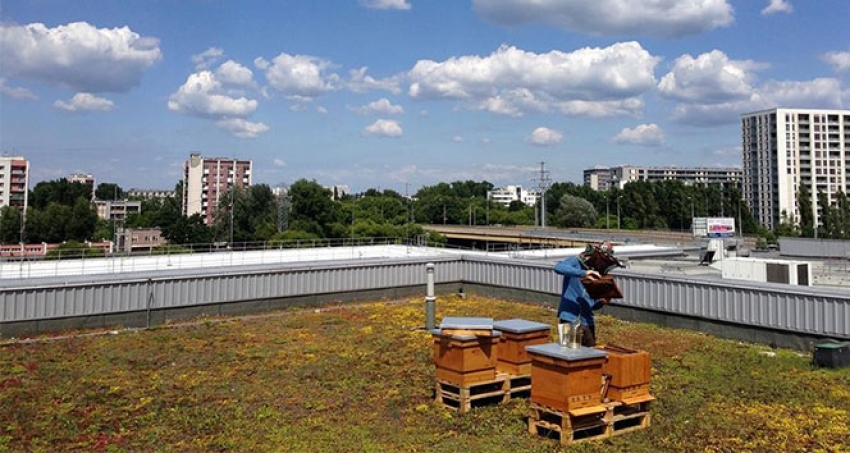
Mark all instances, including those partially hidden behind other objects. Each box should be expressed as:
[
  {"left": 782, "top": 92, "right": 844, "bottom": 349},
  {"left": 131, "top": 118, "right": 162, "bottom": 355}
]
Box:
[{"left": 531, "top": 162, "right": 551, "bottom": 227}]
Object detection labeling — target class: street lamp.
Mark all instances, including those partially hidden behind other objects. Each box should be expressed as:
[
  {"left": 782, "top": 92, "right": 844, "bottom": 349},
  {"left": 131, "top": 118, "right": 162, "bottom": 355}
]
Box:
[
  {"left": 617, "top": 195, "right": 622, "bottom": 231},
  {"left": 606, "top": 194, "right": 610, "bottom": 231},
  {"left": 688, "top": 196, "right": 694, "bottom": 235}
]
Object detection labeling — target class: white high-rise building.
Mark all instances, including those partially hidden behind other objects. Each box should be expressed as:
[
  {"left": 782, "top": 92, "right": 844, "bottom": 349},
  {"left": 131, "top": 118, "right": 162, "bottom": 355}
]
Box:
[
  {"left": 742, "top": 108, "right": 850, "bottom": 231},
  {"left": 183, "top": 154, "right": 252, "bottom": 225}
]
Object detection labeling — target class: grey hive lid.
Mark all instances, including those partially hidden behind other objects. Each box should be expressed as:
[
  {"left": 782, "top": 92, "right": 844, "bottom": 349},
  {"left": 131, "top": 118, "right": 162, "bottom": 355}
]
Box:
[
  {"left": 526, "top": 343, "right": 608, "bottom": 361},
  {"left": 439, "top": 316, "right": 493, "bottom": 330},
  {"left": 493, "top": 319, "right": 551, "bottom": 334}
]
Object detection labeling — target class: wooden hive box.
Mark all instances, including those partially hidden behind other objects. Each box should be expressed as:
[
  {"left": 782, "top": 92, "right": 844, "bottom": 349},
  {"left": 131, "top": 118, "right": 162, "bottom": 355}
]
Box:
[
  {"left": 433, "top": 317, "right": 499, "bottom": 386},
  {"left": 493, "top": 319, "right": 551, "bottom": 376},
  {"left": 597, "top": 344, "right": 653, "bottom": 404},
  {"left": 526, "top": 343, "right": 608, "bottom": 413}
]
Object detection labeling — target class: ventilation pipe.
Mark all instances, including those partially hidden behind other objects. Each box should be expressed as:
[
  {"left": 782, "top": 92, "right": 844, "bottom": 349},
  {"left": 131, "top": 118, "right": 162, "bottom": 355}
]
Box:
[{"left": 425, "top": 263, "right": 436, "bottom": 330}]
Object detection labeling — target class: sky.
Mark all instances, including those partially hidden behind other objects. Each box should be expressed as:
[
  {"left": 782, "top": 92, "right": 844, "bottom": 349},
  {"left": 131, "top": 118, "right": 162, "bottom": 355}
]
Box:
[{"left": 1, "top": 0, "right": 849, "bottom": 194}]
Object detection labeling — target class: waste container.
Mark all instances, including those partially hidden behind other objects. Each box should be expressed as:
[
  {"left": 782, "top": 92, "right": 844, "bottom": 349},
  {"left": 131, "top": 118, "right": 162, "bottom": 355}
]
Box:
[{"left": 813, "top": 339, "right": 850, "bottom": 368}]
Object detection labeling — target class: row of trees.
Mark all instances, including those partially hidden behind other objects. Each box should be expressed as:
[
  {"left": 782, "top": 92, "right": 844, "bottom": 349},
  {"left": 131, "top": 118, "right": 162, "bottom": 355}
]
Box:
[
  {"left": 8, "top": 175, "right": 850, "bottom": 247},
  {"left": 776, "top": 185, "right": 850, "bottom": 240}
]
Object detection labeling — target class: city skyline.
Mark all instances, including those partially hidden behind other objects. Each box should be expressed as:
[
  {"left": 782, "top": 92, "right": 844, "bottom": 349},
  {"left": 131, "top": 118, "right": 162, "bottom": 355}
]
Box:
[{"left": 1, "top": 0, "right": 849, "bottom": 193}]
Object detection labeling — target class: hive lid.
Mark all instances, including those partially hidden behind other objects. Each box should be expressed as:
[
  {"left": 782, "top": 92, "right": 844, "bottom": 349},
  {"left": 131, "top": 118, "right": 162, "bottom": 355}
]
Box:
[
  {"left": 493, "top": 319, "right": 551, "bottom": 334},
  {"left": 439, "top": 316, "right": 493, "bottom": 330},
  {"left": 526, "top": 343, "right": 608, "bottom": 361},
  {"left": 431, "top": 328, "right": 501, "bottom": 341}
]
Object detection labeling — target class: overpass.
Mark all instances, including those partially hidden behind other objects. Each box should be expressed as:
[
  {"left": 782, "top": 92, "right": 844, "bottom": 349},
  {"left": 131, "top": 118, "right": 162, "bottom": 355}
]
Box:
[{"left": 422, "top": 225, "right": 703, "bottom": 248}]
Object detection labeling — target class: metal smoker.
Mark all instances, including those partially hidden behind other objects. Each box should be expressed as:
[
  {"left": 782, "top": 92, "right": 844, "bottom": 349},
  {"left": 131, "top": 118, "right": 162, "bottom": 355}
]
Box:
[{"left": 558, "top": 317, "right": 583, "bottom": 348}]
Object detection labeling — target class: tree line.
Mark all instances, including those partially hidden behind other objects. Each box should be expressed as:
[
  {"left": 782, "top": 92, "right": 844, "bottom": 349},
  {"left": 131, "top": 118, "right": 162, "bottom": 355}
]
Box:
[{"left": 8, "top": 176, "right": 850, "bottom": 247}]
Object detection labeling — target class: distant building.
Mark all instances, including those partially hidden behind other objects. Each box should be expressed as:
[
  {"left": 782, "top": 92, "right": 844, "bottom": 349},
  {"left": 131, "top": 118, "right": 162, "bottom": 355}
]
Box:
[
  {"left": 583, "top": 165, "right": 742, "bottom": 191},
  {"left": 95, "top": 200, "right": 141, "bottom": 222},
  {"left": 67, "top": 173, "right": 95, "bottom": 200},
  {"left": 742, "top": 108, "right": 850, "bottom": 231},
  {"left": 324, "top": 185, "right": 349, "bottom": 200},
  {"left": 0, "top": 156, "right": 29, "bottom": 211},
  {"left": 183, "top": 154, "right": 252, "bottom": 225},
  {"left": 583, "top": 167, "right": 613, "bottom": 191},
  {"left": 127, "top": 188, "right": 176, "bottom": 199},
  {"left": 116, "top": 227, "right": 166, "bottom": 253},
  {"left": 488, "top": 185, "right": 540, "bottom": 207}
]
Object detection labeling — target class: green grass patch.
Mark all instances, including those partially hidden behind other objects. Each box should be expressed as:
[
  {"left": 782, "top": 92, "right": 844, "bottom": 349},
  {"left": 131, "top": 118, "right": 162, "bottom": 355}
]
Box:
[{"left": 1, "top": 295, "right": 848, "bottom": 452}]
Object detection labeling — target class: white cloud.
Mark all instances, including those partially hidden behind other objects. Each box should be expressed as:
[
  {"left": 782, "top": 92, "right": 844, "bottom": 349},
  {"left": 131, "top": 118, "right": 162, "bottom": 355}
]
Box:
[
  {"left": 612, "top": 124, "right": 665, "bottom": 146},
  {"left": 360, "top": 0, "right": 411, "bottom": 10},
  {"left": 347, "top": 67, "right": 402, "bottom": 94},
  {"left": 527, "top": 127, "right": 563, "bottom": 146},
  {"left": 658, "top": 50, "right": 764, "bottom": 103},
  {"left": 671, "top": 78, "right": 844, "bottom": 126},
  {"left": 408, "top": 43, "right": 658, "bottom": 118},
  {"left": 316, "top": 106, "right": 328, "bottom": 114},
  {"left": 472, "top": 0, "right": 733, "bottom": 38},
  {"left": 168, "top": 71, "right": 258, "bottom": 118},
  {"left": 0, "top": 78, "right": 37, "bottom": 100},
  {"left": 351, "top": 98, "right": 404, "bottom": 115},
  {"left": 0, "top": 21, "right": 161, "bottom": 93},
  {"left": 452, "top": 136, "right": 464, "bottom": 142},
  {"left": 273, "top": 158, "right": 287, "bottom": 167},
  {"left": 216, "top": 60, "right": 256, "bottom": 87},
  {"left": 822, "top": 48, "right": 850, "bottom": 73},
  {"left": 53, "top": 92, "right": 115, "bottom": 112},
  {"left": 214, "top": 118, "right": 269, "bottom": 138},
  {"left": 192, "top": 47, "right": 223, "bottom": 70},
  {"left": 363, "top": 119, "right": 403, "bottom": 137},
  {"left": 255, "top": 53, "right": 341, "bottom": 99},
  {"left": 761, "top": 0, "right": 792, "bottom": 15}
]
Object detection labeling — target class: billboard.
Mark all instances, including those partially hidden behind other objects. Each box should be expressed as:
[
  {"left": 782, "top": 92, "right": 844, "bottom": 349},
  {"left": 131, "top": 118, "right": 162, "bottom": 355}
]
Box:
[{"left": 692, "top": 217, "right": 736, "bottom": 237}]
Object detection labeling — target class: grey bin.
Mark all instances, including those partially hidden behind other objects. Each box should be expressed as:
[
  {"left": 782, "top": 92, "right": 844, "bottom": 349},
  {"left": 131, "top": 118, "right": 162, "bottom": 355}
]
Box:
[{"left": 813, "top": 340, "right": 850, "bottom": 369}]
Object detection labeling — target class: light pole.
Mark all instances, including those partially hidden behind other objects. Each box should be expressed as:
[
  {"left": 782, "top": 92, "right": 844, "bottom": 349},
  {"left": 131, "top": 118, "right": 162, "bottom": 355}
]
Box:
[
  {"left": 688, "top": 196, "right": 694, "bottom": 235},
  {"left": 606, "top": 194, "right": 610, "bottom": 231},
  {"left": 485, "top": 191, "right": 490, "bottom": 226},
  {"left": 617, "top": 195, "right": 622, "bottom": 231}
]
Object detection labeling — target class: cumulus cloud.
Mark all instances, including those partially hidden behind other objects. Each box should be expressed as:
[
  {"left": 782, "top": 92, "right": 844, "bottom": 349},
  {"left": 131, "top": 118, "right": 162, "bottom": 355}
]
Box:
[
  {"left": 215, "top": 118, "right": 269, "bottom": 138},
  {"left": 169, "top": 58, "right": 268, "bottom": 138},
  {"left": 192, "top": 47, "right": 223, "bottom": 70},
  {"left": 822, "top": 48, "right": 850, "bottom": 73},
  {"left": 53, "top": 92, "right": 115, "bottom": 112},
  {"left": 216, "top": 60, "right": 256, "bottom": 87},
  {"left": 363, "top": 119, "right": 403, "bottom": 137},
  {"left": 408, "top": 43, "right": 658, "bottom": 118},
  {"left": 0, "top": 21, "right": 161, "bottom": 93},
  {"left": 347, "top": 67, "right": 402, "bottom": 94},
  {"left": 168, "top": 71, "right": 258, "bottom": 118},
  {"left": 255, "top": 53, "right": 341, "bottom": 100},
  {"left": 612, "top": 124, "right": 665, "bottom": 146},
  {"left": 761, "top": 0, "right": 792, "bottom": 15},
  {"left": 527, "top": 127, "right": 563, "bottom": 146},
  {"left": 359, "top": 0, "right": 411, "bottom": 10},
  {"left": 658, "top": 50, "right": 765, "bottom": 103},
  {"left": 472, "top": 0, "right": 733, "bottom": 38},
  {"left": 351, "top": 98, "right": 404, "bottom": 115},
  {"left": 671, "top": 78, "right": 844, "bottom": 126},
  {"left": 273, "top": 158, "right": 287, "bottom": 167},
  {"left": 0, "top": 78, "right": 37, "bottom": 100}
]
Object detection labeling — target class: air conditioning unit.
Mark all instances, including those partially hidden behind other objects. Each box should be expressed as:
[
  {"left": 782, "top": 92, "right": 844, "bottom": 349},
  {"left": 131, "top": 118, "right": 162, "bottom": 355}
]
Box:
[{"left": 720, "top": 257, "right": 812, "bottom": 286}]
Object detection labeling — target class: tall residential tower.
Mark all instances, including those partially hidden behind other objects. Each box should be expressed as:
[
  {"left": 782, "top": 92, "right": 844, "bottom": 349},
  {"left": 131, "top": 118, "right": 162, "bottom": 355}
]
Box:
[
  {"left": 742, "top": 108, "right": 850, "bottom": 231},
  {"left": 0, "top": 156, "right": 29, "bottom": 211},
  {"left": 183, "top": 154, "right": 252, "bottom": 225}
]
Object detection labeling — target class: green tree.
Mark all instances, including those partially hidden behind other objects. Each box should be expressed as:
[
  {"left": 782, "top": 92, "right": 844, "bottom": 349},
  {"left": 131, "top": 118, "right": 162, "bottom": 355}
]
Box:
[
  {"left": 29, "top": 179, "right": 92, "bottom": 209},
  {"left": 555, "top": 194, "right": 597, "bottom": 228},
  {"left": 66, "top": 197, "right": 99, "bottom": 242},
  {"left": 798, "top": 184, "right": 815, "bottom": 238},
  {"left": 0, "top": 206, "right": 22, "bottom": 243},
  {"left": 95, "top": 183, "right": 125, "bottom": 201},
  {"left": 289, "top": 179, "right": 336, "bottom": 237}
]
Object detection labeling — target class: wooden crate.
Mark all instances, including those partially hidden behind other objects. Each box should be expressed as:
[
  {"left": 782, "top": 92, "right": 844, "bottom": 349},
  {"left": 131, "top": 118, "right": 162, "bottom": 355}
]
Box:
[
  {"left": 435, "top": 372, "right": 531, "bottom": 413},
  {"left": 528, "top": 400, "right": 652, "bottom": 446},
  {"left": 527, "top": 344, "right": 607, "bottom": 413},
  {"left": 597, "top": 344, "right": 653, "bottom": 404},
  {"left": 433, "top": 331, "right": 499, "bottom": 386}
]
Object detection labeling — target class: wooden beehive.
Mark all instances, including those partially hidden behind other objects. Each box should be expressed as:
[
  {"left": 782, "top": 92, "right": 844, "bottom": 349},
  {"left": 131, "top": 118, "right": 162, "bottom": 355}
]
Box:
[
  {"left": 493, "top": 319, "right": 551, "bottom": 375},
  {"left": 433, "top": 317, "right": 499, "bottom": 386},
  {"left": 526, "top": 343, "right": 608, "bottom": 413},
  {"left": 597, "top": 344, "right": 653, "bottom": 404}
]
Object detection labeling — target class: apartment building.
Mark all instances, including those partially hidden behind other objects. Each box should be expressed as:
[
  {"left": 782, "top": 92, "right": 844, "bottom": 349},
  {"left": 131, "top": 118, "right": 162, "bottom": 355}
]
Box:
[
  {"left": 583, "top": 167, "right": 613, "bottom": 191},
  {"left": 488, "top": 185, "right": 540, "bottom": 207},
  {"left": 742, "top": 108, "right": 850, "bottom": 231},
  {"left": 183, "top": 154, "right": 252, "bottom": 225},
  {"left": 0, "top": 156, "right": 29, "bottom": 211},
  {"left": 95, "top": 200, "right": 142, "bottom": 222}
]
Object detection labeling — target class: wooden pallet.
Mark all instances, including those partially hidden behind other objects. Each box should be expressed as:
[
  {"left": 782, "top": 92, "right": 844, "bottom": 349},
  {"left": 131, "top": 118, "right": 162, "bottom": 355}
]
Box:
[
  {"left": 528, "top": 398, "right": 653, "bottom": 446},
  {"left": 435, "top": 372, "right": 532, "bottom": 413}
]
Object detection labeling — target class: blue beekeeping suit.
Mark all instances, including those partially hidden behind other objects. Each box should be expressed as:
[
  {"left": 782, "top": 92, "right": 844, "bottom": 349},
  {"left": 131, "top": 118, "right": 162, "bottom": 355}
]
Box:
[{"left": 553, "top": 256, "right": 605, "bottom": 330}]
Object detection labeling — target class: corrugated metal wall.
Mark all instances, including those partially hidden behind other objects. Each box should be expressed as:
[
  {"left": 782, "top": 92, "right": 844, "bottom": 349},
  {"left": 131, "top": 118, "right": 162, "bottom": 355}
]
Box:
[
  {"left": 2, "top": 255, "right": 848, "bottom": 339},
  {"left": 779, "top": 237, "right": 850, "bottom": 259}
]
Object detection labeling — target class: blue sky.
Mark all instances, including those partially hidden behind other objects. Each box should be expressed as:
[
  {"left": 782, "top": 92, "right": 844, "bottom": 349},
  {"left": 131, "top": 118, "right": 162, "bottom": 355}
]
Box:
[{"left": 1, "top": 0, "right": 849, "bottom": 193}]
